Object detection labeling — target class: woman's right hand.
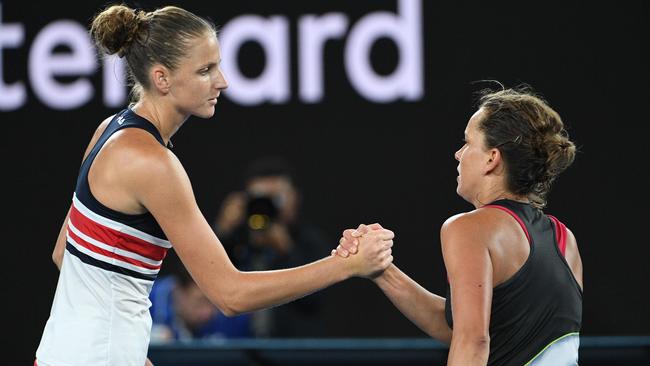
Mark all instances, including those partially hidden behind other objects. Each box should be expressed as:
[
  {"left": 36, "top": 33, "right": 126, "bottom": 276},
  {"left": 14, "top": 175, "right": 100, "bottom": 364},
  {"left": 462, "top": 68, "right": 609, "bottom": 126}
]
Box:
[
  {"left": 340, "top": 225, "right": 394, "bottom": 278},
  {"left": 332, "top": 223, "right": 384, "bottom": 258}
]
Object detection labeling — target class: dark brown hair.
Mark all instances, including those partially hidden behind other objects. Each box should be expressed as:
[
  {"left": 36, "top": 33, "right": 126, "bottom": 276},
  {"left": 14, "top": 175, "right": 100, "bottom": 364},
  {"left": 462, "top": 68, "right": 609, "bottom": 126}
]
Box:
[
  {"left": 477, "top": 86, "right": 576, "bottom": 208},
  {"left": 90, "top": 4, "right": 215, "bottom": 100}
]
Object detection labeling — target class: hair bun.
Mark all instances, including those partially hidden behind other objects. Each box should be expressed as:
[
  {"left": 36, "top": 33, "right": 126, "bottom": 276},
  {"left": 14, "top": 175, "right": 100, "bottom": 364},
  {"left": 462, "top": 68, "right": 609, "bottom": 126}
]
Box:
[
  {"left": 543, "top": 131, "right": 576, "bottom": 177},
  {"left": 91, "top": 5, "right": 148, "bottom": 57}
]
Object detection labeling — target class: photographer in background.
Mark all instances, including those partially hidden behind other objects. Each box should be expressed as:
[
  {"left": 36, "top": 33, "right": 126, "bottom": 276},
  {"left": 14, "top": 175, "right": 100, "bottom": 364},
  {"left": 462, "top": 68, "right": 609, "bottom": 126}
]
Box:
[{"left": 214, "top": 156, "right": 330, "bottom": 337}]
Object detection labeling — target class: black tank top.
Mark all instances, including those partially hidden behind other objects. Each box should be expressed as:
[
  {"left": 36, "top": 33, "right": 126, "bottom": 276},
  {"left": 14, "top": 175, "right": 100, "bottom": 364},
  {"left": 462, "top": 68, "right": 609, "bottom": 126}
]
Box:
[{"left": 444, "top": 199, "right": 582, "bottom": 365}]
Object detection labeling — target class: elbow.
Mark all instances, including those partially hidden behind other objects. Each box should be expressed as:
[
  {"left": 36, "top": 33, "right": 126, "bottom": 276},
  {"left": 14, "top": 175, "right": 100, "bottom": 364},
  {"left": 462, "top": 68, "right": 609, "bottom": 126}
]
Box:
[
  {"left": 207, "top": 273, "right": 248, "bottom": 317},
  {"left": 219, "top": 306, "right": 241, "bottom": 318},
  {"left": 452, "top": 332, "right": 490, "bottom": 351},
  {"left": 473, "top": 335, "right": 490, "bottom": 349},
  {"left": 215, "top": 292, "right": 242, "bottom": 317},
  {"left": 215, "top": 295, "right": 247, "bottom": 317},
  {"left": 219, "top": 289, "right": 250, "bottom": 317},
  {"left": 448, "top": 332, "right": 490, "bottom": 365},
  {"left": 215, "top": 303, "right": 236, "bottom": 317}
]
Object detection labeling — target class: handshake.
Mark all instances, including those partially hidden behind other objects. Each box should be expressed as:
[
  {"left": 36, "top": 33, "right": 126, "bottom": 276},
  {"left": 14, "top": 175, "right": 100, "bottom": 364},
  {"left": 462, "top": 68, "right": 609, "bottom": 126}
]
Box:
[{"left": 331, "top": 223, "right": 394, "bottom": 279}]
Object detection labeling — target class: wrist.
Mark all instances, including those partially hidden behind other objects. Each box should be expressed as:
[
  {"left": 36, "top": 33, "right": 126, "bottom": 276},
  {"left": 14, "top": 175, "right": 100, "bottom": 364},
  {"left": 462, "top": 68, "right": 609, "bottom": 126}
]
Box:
[
  {"left": 372, "top": 263, "right": 395, "bottom": 286},
  {"left": 330, "top": 253, "right": 356, "bottom": 281}
]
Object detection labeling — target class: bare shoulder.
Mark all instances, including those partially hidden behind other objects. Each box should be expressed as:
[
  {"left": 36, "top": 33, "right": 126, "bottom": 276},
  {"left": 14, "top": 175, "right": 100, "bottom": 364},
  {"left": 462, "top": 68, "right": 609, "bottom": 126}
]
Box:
[
  {"left": 440, "top": 208, "right": 517, "bottom": 257},
  {"left": 441, "top": 209, "right": 502, "bottom": 239},
  {"left": 107, "top": 128, "right": 183, "bottom": 180},
  {"left": 565, "top": 225, "right": 578, "bottom": 244},
  {"left": 125, "top": 128, "right": 181, "bottom": 167}
]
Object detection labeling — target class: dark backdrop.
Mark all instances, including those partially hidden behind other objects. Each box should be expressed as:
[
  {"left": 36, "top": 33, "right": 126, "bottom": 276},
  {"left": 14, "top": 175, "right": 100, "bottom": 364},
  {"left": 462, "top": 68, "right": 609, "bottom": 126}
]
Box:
[{"left": 2, "top": 0, "right": 649, "bottom": 363}]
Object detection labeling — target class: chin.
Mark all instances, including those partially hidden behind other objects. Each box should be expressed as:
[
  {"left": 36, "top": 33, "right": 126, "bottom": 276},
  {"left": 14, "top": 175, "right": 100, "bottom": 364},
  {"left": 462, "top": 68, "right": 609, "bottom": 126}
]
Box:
[
  {"left": 194, "top": 107, "right": 216, "bottom": 119},
  {"left": 456, "top": 185, "right": 469, "bottom": 202}
]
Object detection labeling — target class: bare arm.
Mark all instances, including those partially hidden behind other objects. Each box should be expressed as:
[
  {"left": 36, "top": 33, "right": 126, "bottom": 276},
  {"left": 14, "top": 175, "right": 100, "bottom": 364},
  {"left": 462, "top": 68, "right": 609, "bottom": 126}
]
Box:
[
  {"left": 52, "top": 116, "right": 113, "bottom": 269},
  {"left": 373, "top": 264, "right": 452, "bottom": 343},
  {"left": 336, "top": 224, "right": 452, "bottom": 342},
  {"left": 335, "top": 225, "right": 451, "bottom": 342},
  {"left": 135, "top": 151, "right": 393, "bottom": 316},
  {"left": 442, "top": 213, "right": 493, "bottom": 366}
]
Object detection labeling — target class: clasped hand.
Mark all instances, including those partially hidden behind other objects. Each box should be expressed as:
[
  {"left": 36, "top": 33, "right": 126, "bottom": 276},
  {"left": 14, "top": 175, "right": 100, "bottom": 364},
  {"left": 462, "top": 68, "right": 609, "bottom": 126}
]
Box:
[{"left": 331, "top": 223, "right": 393, "bottom": 278}]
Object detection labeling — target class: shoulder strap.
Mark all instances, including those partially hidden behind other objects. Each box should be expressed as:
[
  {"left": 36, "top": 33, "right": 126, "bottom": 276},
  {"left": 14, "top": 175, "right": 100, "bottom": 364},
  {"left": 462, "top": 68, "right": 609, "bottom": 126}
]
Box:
[
  {"left": 547, "top": 215, "right": 567, "bottom": 257},
  {"left": 119, "top": 109, "right": 169, "bottom": 148}
]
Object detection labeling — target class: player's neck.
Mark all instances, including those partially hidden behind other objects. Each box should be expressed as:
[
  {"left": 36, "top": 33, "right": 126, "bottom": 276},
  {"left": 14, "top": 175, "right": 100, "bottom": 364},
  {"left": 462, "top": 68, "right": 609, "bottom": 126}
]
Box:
[{"left": 131, "top": 98, "right": 187, "bottom": 144}]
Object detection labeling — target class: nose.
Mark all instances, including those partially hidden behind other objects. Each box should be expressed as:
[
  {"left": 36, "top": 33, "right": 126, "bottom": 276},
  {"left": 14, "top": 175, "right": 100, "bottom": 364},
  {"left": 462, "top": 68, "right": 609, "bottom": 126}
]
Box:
[
  {"left": 454, "top": 145, "right": 463, "bottom": 162},
  {"left": 215, "top": 67, "right": 228, "bottom": 90}
]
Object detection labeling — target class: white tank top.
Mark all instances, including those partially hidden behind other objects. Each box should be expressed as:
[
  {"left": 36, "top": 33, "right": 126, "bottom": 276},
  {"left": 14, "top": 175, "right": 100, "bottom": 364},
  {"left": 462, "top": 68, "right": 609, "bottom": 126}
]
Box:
[{"left": 36, "top": 110, "right": 172, "bottom": 365}]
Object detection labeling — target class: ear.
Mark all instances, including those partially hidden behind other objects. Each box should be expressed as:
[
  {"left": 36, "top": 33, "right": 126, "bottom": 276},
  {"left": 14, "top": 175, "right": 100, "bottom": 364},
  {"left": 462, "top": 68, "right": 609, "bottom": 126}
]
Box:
[
  {"left": 150, "top": 65, "right": 171, "bottom": 94},
  {"left": 485, "top": 148, "right": 502, "bottom": 175}
]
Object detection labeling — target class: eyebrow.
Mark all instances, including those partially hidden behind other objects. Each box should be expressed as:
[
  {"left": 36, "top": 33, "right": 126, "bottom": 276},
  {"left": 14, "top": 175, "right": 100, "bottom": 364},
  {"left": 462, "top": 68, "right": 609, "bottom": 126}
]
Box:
[{"left": 201, "top": 62, "right": 217, "bottom": 69}]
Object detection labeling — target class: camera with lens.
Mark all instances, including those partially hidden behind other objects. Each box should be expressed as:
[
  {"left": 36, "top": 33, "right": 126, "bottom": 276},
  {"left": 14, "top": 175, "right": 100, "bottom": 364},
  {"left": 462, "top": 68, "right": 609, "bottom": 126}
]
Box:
[{"left": 245, "top": 194, "right": 280, "bottom": 231}]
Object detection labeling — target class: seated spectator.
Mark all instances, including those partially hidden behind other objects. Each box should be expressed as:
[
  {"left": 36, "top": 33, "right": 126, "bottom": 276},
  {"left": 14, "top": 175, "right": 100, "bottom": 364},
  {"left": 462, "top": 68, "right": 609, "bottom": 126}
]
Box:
[{"left": 149, "top": 253, "right": 252, "bottom": 342}]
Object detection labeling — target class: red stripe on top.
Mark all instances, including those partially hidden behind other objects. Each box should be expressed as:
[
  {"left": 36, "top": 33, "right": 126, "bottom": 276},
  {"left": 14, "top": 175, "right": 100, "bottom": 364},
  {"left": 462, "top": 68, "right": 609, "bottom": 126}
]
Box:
[
  {"left": 69, "top": 205, "right": 168, "bottom": 261},
  {"left": 484, "top": 205, "right": 531, "bottom": 244},
  {"left": 68, "top": 228, "right": 161, "bottom": 270},
  {"left": 547, "top": 215, "right": 567, "bottom": 257}
]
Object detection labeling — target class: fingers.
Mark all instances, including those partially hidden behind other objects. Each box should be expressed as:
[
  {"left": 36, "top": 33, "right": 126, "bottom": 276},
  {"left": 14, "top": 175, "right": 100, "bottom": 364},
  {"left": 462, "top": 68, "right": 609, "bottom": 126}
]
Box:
[
  {"left": 338, "top": 237, "right": 354, "bottom": 256},
  {"left": 351, "top": 224, "right": 369, "bottom": 238},
  {"left": 334, "top": 227, "right": 364, "bottom": 258},
  {"left": 351, "top": 222, "right": 384, "bottom": 237},
  {"left": 362, "top": 228, "right": 394, "bottom": 241},
  {"left": 378, "top": 246, "right": 393, "bottom": 272},
  {"left": 377, "top": 229, "right": 394, "bottom": 240},
  {"left": 341, "top": 229, "right": 359, "bottom": 254},
  {"left": 343, "top": 229, "right": 357, "bottom": 242},
  {"left": 335, "top": 242, "right": 350, "bottom": 258},
  {"left": 337, "top": 225, "right": 394, "bottom": 264},
  {"left": 381, "top": 254, "right": 393, "bottom": 269}
]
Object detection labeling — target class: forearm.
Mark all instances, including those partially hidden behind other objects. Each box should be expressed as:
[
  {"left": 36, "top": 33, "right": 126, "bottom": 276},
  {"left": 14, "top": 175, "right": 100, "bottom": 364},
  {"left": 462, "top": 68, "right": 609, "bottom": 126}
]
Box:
[
  {"left": 218, "top": 255, "right": 352, "bottom": 316},
  {"left": 447, "top": 335, "right": 490, "bottom": 365},
  {"left": 373, "top": 264, "right": 452, "bottom": 343}
]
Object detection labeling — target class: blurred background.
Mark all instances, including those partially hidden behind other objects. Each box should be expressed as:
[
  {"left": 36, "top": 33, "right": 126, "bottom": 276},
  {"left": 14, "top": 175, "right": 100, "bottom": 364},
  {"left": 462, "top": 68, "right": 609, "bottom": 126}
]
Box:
[{"left": 2, "top": 0, "right": 648, "bottom": 364}]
